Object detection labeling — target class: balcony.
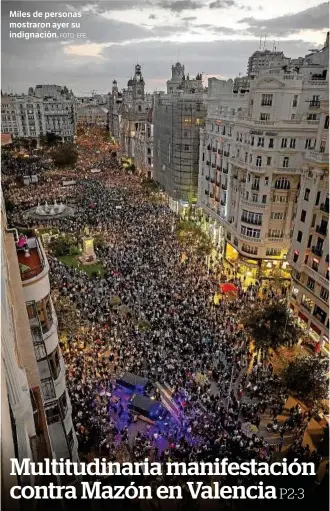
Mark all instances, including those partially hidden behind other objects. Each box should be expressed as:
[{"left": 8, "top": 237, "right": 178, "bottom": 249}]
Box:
[
  {"left": 223, "top": 151, "right": 230, "bottom": 157},
  {"left": 316, "top": 225, "right": 328, "bottom": 236},
  {"left": 17, "top": 235, "right": 45, "bottom": 282},
  {"left": 241, "top": 217, "right": 262, "bottom": 226},
  {"left": 223, "top": 168, "right": 228, "bottom": 174},
  {"left": 211, "top": 163, "right": 216, "bottom": 168},
  {"left": 221, "top": 183, "right": 227, "bottom": 190},
  {"left": 221, "top": 200, "right": 226, "bottom": 206},
  {"left": 311, "top": 245, "right": 323, "bottom": 257},
  {"left": 206, "top": 161, "right": 211, "bottom": 166},
  {"left": 306, "top": 150, "right": 329, "bottom": 163},
  {"left": 320, "top": 202, "right": 329, "bottom": 214},
  {"left": 309, "top": 101, "right": 320, "bottom": 108},
  {"left": 205, "top": 175, "right": 210, "bottom": 181},
  {"left": 212, "top": 147, "right": 217, "bottom": 153}
]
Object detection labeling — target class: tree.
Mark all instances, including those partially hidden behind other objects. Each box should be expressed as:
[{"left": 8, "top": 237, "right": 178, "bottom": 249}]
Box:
[
  {"left": 283, "top": 356, "right": 328, "bottom": 404},
  {"left": 240, "top": 301, "right": 303, "bottom": 356},
  {"left": 176, "top": 220, "right": 213, "bottom": 256},
  {"left": 49, "top": 237, "right": 72, "bottom": 257},
  {"left": 51, "top": 143, "right": 78, "bottom": 167}
]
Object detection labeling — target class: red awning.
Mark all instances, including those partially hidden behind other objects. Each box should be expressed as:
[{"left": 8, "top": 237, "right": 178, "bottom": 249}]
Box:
[{"left": 220, "top": 283, "right": 238, "bottom": 294}]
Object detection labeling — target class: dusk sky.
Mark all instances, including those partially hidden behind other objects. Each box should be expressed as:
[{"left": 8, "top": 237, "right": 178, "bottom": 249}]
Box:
[{"left": 2, "top": 0, "right": 329, "bottom": 95}]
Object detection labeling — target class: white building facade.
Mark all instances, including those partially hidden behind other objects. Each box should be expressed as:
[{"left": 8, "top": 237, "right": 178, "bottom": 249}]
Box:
[
  {"left": 1, "top": 85, "right": 76, "bottom": 142},
  {"left": 289, "top": 100, "right": 329, "bottom": 355},
  {"left": 16, "top": 232, "right": 79, "bottom": 463},
  {"left": 198, "top": 43, "right": 328, "bottom": 278}
]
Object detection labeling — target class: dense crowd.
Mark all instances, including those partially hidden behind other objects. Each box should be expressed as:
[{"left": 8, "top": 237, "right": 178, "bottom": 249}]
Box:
[{"left": 3, "top": 140, "right": 325, "bottom": 493}]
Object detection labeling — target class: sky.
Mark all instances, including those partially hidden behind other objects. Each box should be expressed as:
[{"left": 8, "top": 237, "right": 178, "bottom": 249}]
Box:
[{"left": 1, "top": 0, "right": 329, "bottom": 95}]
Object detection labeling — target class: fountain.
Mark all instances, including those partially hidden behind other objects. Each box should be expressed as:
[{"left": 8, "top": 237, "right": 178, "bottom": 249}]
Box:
[{"left": 27, "top": 201, "right": 76, "bottom": 219}]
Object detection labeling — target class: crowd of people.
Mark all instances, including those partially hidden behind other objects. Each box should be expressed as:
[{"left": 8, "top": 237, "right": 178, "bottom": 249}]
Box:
[{"left": 2, "top": 134, "right": 325, "bottom": 497}]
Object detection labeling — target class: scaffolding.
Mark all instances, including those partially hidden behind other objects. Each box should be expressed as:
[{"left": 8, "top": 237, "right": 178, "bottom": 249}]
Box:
[{"left": 153, "top": 92, "right": 207, "bottom": 204}]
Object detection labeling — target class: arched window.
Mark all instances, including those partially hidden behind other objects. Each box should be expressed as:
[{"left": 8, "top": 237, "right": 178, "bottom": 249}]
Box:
[{"left": 275, "top": 177, "right": 290, "bottom": 190}]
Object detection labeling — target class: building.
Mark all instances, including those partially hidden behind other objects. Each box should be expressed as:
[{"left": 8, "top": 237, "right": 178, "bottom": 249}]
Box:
[
  {"left": 1, "top": 85, "right": 76, "bottom": 142},
  {"left": 247, "top": 49, "right": 290, "bottom": 76},
  {"left": 153, "top": 63, "right": 207, "bottom": 210},
  {"left": 77, "top": 104, "right": 109, "bottom": 128},
  {"left": 289, "top": 100, "right": 329, "bottom": 355},
  {"left": 1, "top": 206, "right": 56, "bottom": 507},
  {"left": 119, "top": 65, "right": 153, "bottom": 160},
  {"left": 167, "top": 62, "right": 204, "bottom": 94},
  {"left": 108, "top": 80, "right": 123, "bottom": 141},
  {"left": 13, "top": 228, "right": 80, "bottom": 464},
  {"left": 198, "top": 40, "right": 328, "bottom": 279},
  {"left": 134, "top": 106, "right": 154, "bottom": 178}
]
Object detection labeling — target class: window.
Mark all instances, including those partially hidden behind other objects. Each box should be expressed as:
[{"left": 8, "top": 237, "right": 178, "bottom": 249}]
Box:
[
  {"left": 311, "top": 213, "right": 316, "bottom": 227},
  {"left": 264, "top": 177, "right": 269, "bottom": 185},
  {"left": 275, "top": 177, "right": 290, "bottom": 190},
  {"left": 257, "top": 137, "right": 264, "bottom": 147},
  {"left": 269, "top": 138, "right": 274, "bottom": 148},
  {"left": 59, "top": 391, "right": 68, "bottom": 418},
  {"left": 293, "top": 250, "right": 299, "bottom": 263},
  {"left": 260, "top": 113, "right": 270, "bottom": 121},
  {"left": 240, "top": 226, "right": 261, "bottom": 238},
  {"left": 324, "top": 116, "right": 329, "bottom": 129},
  {"left": 320, "top": 287, "right": 329, "bottom": 302},
  {"left": 307, "top": 235, "right": 312, "bottom": 248},
  {"left": 49, "top": 347, "right": 61, "bottom": 380},
  {"left": 313, "top": 305, "right": 327, "bottom": 324},
  {"left": 261, "top": 94, "right": 273, "bottom": 106},
  {"left": 274, "top": 195, "right": 288, "bottom": 203},
  {"left": 266, "top": 248, "right": 281, "bottom": 256},
  {"left": 315, "top": 191, "right": 321, "bottom": 206},
  {"left": 312, "top": 258, "right": 319, "bottom": 272},
  {"left": 242, "top": 244, "right": 258, "bottom": 255},
  {"left": 283, "top": 157, "right": 289, "bottom": 168},
  {"left": 304, "top": 188, "right": 310, "bottom": 201},
  {"left": 290, "top": 139, "right": 296, "bottom": 149},
  {"left": 268, "top": 229, "right": 283, "bottom": 238},
  {"left": 281, "top": 138, "right": 287, "bottom": 148},
  {"left": 320, "top": 141, "right": 326, "bottom": 153},
  {"left": 292, "top": 95, "right": 298, "bottom": 107},
  {"left": 251, "top": 136, "right": 254, "bottom": 146},
  {"left": 184, "top": 144, "right": 190, "bottom": 151},
  {"left": 262, "top": 195, "right": 267, "bottom": 204},
  {"left": 256, "top": 156, "right": 262, "bottom": 167},
  {"left": 252, "top": 193, "right": 258, "bottom": 203},
  {"left": 266, "top": 157, "right": 272, "bottom": 166},
  {"left": 271, "top": 212, "right": 285, "bottom": 220},
  {"left": 297, "top": 230, "right": 303, "bottom": 242},
  {"left": 305, "top": 138, "right": 313, "bottom": 149},
  {"left": 45, "top": 403, "right": 60, "bottom": 425}
]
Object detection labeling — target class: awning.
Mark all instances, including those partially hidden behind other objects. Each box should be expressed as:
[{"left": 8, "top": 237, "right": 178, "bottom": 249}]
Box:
[{"left": 220, "top": 283, "right": 238, "bottom": 293}]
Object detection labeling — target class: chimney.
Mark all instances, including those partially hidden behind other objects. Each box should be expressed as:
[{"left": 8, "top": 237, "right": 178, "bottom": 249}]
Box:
[{"left": 325, "top": 31, "right": 329, "bottom": 48}]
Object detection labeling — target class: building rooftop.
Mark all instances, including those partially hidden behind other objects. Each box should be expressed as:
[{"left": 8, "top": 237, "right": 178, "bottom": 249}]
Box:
[{"left": 1, "top": 133, "right": 12, "bottom": 146}]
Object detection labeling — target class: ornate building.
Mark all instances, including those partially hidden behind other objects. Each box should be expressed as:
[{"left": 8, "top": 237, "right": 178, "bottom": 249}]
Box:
[
  {"left": 119, "top": 64, "right": 153, "bottom": 162},
  {"left": 198, "top": 37, "right": 328, "bottom": 279},
  {"left": 289, "top": 100, "right": 329, "bottom": 355}
]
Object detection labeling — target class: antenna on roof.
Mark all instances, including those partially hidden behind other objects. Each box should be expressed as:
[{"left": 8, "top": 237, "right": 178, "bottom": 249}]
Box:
[
  {"left": 259, "top": 37, "right": 262, "bottom": 50},
  {"left": 263, "top": 35, "right": 266, "bottom": 50}
]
